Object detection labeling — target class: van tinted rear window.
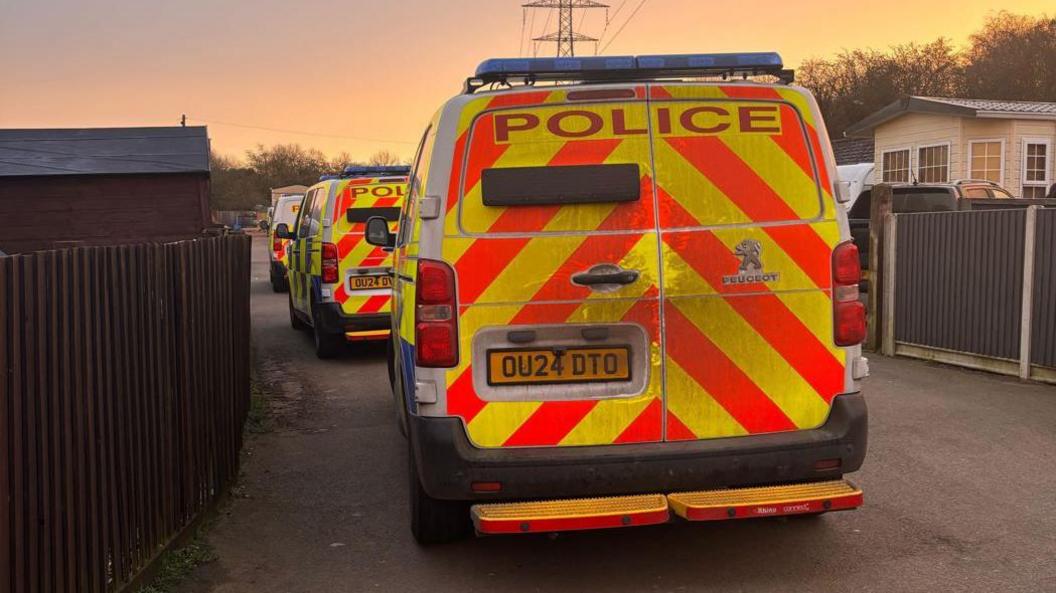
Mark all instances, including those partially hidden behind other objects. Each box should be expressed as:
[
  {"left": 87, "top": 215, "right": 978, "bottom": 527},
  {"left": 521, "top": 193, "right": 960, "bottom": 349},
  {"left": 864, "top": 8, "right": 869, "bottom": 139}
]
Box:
[{"left": 481, "top": 164, "right": 641, "bottom": 207}]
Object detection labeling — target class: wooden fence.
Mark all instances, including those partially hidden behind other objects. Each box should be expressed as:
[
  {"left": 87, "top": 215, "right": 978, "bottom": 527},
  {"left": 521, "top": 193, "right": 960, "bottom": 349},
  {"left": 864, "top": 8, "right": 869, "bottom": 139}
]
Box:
[{"left": 0, "top": 234, "right": 252, "bottom": 593}]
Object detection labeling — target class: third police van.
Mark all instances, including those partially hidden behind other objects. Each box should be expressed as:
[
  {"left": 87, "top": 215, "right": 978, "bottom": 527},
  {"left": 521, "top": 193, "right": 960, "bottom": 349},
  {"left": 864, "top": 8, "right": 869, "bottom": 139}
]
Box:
[{"left": 364, "top": 53, "right": 870, "bottom": 543}]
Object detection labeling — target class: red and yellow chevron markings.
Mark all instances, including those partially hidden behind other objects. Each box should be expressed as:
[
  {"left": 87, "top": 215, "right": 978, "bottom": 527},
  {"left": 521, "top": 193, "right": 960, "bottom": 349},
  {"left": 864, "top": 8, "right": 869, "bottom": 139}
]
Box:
[
  {"left": 441, "top": 90, "right": 663, "bottom": 447},
  {"left": 652, "top": 83, "right": 844, "bottom": 440},
  {"left": 439, "top": 83, "right": 845, "bottom": 447},
  {"left": 328, "top": 177, "right": 406, "bottom": 316}
]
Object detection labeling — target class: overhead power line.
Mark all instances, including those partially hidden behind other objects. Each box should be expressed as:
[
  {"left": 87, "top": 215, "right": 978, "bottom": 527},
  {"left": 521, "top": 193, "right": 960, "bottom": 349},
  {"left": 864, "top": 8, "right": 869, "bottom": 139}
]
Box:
[
  {"left": 599, "top": 0, "right": 648, "bottom": 54},
  {"left": 184, "top": 116, "right": 417, "bottom": 145},
  {"left": 523, "top": 0, "right": 609, "bottom": 57},
  {"left": 595, "top": 0, "right": 628, "bottom": 51}
]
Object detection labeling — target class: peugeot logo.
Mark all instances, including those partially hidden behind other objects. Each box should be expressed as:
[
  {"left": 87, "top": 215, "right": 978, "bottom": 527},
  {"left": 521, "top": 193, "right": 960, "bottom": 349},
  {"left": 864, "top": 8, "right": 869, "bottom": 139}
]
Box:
[
  {"left": 723, "top": 238, "right": 780, "bottom": 286},
  {"left": 734, "top": 239, "right": 764, "bottom": 273}
]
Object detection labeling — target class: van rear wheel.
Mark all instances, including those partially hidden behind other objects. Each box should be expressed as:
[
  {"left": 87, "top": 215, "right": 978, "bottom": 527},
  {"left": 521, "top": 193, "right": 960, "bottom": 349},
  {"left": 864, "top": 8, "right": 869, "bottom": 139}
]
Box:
[
  {"left": 311, "top": 301, "right": 345, "bottom": 359},
  {"left": 289, "top": 294, "right": 309, "bottom": 331},
  {"left": 409, "top": 446, "right": 470, "bottom": 545},
  {"left": 270, "top": 269, "right": 289, "bottom": 293}
]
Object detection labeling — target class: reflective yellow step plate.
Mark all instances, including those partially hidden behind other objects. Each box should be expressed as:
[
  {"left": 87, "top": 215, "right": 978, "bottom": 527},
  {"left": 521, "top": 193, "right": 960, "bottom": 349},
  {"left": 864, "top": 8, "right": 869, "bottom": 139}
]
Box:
[
  {"left": 472, "top": 494, "right": 669, "bottom": 534},
  {"left": 668, "top": 480, "right": 863, "bottom": 521}
]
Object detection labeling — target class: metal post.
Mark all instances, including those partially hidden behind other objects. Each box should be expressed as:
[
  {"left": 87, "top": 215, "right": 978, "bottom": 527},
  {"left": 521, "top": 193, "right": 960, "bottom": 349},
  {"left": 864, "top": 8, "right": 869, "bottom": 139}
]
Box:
[
  {"left": 1019, "top": 206, "right": 1038, "bottom": 380},
  {"left": 881, "top": 213, "right": 898, "bottom": 357}
]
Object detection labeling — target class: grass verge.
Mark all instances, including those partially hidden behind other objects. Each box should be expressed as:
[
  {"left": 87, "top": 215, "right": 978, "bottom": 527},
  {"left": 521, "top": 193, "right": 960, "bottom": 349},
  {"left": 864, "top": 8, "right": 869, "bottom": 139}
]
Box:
[{"left": 135, "top": 536, "right": 217, "bottom": 593}]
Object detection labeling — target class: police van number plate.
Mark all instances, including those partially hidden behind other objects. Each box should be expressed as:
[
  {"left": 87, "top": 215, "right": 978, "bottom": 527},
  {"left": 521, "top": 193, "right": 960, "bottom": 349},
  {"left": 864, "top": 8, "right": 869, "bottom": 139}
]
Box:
[
  {"left": 348, "top": 275, "right": 392, "bottom": 291},
  {"left": 486, "top": 347, "right": 631, "bottom": 386}
]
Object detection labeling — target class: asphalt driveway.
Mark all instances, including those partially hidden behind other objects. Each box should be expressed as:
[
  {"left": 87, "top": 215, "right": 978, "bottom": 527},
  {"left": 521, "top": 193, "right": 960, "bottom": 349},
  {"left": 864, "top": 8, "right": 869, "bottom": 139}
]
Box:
[{"left": 177, "top": 236, "right": 1056, "bottom": 593}]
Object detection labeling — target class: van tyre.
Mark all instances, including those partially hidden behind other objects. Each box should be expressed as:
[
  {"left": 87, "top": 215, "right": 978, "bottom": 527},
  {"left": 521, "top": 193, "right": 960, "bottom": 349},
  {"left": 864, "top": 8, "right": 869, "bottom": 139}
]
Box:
[
  {"left": 409, "top": 447, "right": 470, "bottom": 545},
  {"left": 270, "top": 269, "right": 289, "bottom": 293},
  {"left": 289, "top": 294, "right": 309, "bottom": 331},
  {"left": 387, "top": 338, "right": 408, "bottom": 438},
  {"left": 311, "top": 302, "right": 345, "bottom": 359}
]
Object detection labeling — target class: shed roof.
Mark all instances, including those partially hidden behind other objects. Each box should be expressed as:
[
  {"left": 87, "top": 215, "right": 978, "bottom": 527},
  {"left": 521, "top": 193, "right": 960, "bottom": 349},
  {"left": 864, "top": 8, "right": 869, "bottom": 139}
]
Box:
[
  {"left": 0, "top": 126, "right": 210, "bottom": 177},
  {"left": 846, "top": 96, "right": 1056, "bottom": 137}
]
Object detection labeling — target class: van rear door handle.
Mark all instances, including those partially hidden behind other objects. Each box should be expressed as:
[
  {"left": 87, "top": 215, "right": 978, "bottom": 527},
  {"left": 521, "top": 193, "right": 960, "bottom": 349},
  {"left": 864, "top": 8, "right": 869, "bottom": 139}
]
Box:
[{"left": 571, "top": 265, "right": 640, "bottom": 287}]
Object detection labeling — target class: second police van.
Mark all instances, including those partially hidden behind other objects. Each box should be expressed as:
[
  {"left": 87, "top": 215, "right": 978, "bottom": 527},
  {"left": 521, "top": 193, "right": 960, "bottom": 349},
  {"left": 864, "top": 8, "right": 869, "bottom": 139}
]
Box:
[
  {"left": 364, "top": 53, "right": 870, "bottom": 543},
  {"left": 277, "top": 166, "right": 409, "bottom": 358}
]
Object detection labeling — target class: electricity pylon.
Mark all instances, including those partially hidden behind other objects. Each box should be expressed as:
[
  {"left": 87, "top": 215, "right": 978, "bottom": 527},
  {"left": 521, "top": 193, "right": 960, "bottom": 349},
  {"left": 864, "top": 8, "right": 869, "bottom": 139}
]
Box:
[{"left": 523, "top": 0, "right": 609, "bottom": 57}]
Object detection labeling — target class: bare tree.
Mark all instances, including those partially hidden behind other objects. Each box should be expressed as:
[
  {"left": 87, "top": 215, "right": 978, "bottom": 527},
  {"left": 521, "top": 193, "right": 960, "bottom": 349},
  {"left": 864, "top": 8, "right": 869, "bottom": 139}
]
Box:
[
  {"left": 965, "top": 11, "right": 1056, "bottom": 100},
  {"left": 367, "top": 149, "right": 407, "bottom": 166},
  {"left": 800, "top": 39, "right": 964, "bottom": 138},
  {"left": 800, "top": 12, "right": 1055, "bottom": 138}
]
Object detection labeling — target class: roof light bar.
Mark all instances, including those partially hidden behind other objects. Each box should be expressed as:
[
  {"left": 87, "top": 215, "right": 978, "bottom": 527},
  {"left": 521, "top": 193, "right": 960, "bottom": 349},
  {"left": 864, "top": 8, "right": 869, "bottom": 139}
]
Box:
[
  {"left": 318, "top": 165, "right": 411, "bottom": 182},
  {"left": 467, "top": 52, "right": 791, "bottom": 93},
  {"left": 341, "top": 165, "right": 411, "bottom": 177}
]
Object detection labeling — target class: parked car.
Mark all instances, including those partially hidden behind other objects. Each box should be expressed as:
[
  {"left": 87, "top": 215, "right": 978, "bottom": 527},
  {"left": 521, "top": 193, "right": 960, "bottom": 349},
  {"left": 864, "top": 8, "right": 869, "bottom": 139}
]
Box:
[
  {"left": 366, "top": 52, "right": 869, "bottom": 544},
  {"left": 849, "top": 180, "right": 1056, "bottom": 269}
]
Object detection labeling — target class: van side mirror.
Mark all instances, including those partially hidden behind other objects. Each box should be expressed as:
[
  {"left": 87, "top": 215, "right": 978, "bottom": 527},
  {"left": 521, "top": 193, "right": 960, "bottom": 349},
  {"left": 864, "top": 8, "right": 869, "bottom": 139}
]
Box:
[
  {"left": 274, "top": 223, "right": 293, "bottom": 239},
  {"left": 258, "top": 220, "right": 270, "bottom": 231},
  {"left": 836, "top": 181, "right": 853, "bottom": 204},
  {"left": 364, "top": 216, "right": 395, "bottom": 249}
]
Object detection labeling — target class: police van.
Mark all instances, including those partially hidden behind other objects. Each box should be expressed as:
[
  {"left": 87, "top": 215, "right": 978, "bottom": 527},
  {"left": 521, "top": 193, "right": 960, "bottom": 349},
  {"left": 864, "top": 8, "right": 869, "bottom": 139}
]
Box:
[
  {"left": 276, "top": 166, "right": 408, "bottom": 358},
  {"left": 267, "top": 193, "right": 304, "bottom": 292},
  {"left": 364, "top": 53, "right": 869, "bottom": 543}
]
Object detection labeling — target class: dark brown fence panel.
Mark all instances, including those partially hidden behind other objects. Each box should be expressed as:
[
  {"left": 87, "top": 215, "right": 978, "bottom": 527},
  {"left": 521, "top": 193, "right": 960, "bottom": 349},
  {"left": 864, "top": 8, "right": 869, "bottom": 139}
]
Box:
[
  {"left": 1, "top": 235, "right": 251, "bottom": 593},
  {"left": 894, "top": 209, "right": 1026, "bottom": 360},
  {"left": 1033, "top": 209, "right": 1056, "bottom": 369}
]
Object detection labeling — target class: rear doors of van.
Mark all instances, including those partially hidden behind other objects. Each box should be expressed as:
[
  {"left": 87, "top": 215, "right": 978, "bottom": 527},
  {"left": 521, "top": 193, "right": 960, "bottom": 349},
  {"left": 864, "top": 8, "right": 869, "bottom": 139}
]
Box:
[{"left": 438, "top": 85, "right": 846, "bottom": 447}]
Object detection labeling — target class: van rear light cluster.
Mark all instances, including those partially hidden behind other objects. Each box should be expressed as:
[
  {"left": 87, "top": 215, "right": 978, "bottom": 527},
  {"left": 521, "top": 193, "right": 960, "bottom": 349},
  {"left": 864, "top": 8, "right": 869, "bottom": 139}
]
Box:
[
  {"left": 833, "top": 242, "right": 866, "bottom": 346},
  {"left": 416, "top": 259, "right": 459, "bottom": 367},
  {"left": 321, "top": 242, "right": 339, "bottom": 284}
]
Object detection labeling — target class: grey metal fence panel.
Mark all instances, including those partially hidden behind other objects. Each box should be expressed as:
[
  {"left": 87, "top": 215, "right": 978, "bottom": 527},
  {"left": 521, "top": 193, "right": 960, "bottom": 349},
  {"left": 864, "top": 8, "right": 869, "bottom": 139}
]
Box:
[
  {"left": 1032, "top": 209, "right": 1056, "bottom": 368},
  {"left": 894, "top": 209, "right": 1026, "bottom": 360}
]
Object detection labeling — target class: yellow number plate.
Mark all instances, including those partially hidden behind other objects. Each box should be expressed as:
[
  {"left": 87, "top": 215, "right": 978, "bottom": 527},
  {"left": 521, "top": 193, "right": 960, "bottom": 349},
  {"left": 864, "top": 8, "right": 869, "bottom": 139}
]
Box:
[
  {"left": 487, "top": 347, "right": 631, "bottom": 386},
  {"left": 348, "top": 275, "right": 392, "bottom": 291}
]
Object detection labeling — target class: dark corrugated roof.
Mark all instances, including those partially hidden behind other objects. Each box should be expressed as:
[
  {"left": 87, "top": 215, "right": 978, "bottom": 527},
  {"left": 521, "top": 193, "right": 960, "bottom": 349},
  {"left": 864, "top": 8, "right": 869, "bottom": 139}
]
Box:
[
  {"left": 0, "top": 126, "right": 210, "bottom": 177},
  {"left": 846, "top": 96, "right": 1056, "bottom": 137},
  {"left": 832, "top": 137, "right": 875, "bottom": 165}
]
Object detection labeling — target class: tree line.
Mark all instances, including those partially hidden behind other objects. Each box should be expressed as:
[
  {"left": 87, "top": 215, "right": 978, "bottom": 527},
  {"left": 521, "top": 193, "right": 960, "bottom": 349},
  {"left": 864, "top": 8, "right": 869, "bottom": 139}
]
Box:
[
  {"left": 211, "top": 11, "right": 1053, "bottom": 209},
  {"left": 799, "top": 11, "right": 1056, "bottom": 139},
  {"left": 210, "top": 145, "right": 407, "bottom": 211}
]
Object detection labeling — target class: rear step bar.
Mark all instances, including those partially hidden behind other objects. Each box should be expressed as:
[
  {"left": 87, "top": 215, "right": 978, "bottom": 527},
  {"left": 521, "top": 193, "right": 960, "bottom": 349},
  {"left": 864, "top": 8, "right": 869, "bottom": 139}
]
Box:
[
  {"left": 471, "top": 494, "right": 670, "bottom": 534},
  {"left": 669, "top": 480, "right": 862, "bottom": 521},
  {"left": 471, "top": 480, "right": 861, "bottom": 535}
]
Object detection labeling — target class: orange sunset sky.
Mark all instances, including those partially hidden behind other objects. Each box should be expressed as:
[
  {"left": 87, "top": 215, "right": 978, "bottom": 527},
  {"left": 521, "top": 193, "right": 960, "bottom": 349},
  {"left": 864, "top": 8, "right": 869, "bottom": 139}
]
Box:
[{"left": 1, "top": 0, "right": 1052, "bottom": 160}]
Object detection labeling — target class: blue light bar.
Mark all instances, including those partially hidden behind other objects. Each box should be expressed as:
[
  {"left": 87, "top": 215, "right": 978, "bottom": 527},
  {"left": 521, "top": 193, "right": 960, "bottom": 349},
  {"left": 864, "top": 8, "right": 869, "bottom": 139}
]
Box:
[
  {"left": 469, "top": 52, "right": 788, "bottom": 92},
  {"left": 341, "top": 165, "right": 411, "bottom": 178},
  {"left": 636, "top": 52, "right": 783, "bottom": 70},
  {"left": 476, "top": 56, "right": 637, "bottom": 77}
]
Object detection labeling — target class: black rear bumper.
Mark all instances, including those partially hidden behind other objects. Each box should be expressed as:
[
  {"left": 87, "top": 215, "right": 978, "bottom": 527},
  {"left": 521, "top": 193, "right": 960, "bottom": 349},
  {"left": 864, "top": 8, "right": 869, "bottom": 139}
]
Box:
[
  {"left": 411, "top": 392, "right": 867, "bottom": 501},
  {"left": 313, "top": 302, "right": 390, "bottom": 335}
]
